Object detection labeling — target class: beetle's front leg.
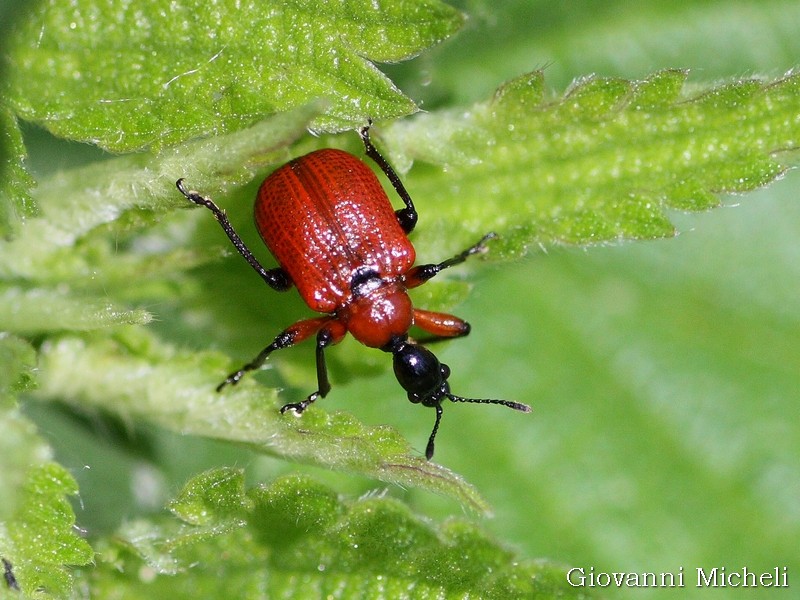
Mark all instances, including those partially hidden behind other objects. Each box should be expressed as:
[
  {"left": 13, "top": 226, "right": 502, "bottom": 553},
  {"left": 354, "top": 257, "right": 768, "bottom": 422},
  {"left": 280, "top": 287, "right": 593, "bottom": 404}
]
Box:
[
  {"left": 217, "top": 316, "right": 331, "bottom": 391},
  {"left": 280, "top": 320, "right": 347, "bottom": 414},
  {"left": 412, "top": 309, "right": 471, "bottom": 341}
]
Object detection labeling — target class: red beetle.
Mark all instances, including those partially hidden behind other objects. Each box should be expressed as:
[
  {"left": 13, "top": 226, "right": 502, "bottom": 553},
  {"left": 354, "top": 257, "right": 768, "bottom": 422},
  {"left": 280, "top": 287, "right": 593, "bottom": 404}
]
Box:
[{"left": 177, "top": 125, "right": 530, "bottom": 459}]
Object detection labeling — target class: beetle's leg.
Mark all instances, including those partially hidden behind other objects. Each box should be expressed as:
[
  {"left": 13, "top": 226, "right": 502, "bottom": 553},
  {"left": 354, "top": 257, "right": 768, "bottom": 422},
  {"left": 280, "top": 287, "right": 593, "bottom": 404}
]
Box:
[
  {"left": 176, "top": 179, "right": 291, "bottom": 292},
  {"left": 358, "top": 124, "right": 418, "bottom": 233},
  {"left": 412, "top": 309, "right": 471, "bottom": 341},
  {"left": 216, "top": 316, "right": 332, "bottom": 391},
  {"left": 280, "top": 320, "right": 348, "bottom": 414},
  {"left": 403, "top": 232, "right": 497, "bottom": 288}
]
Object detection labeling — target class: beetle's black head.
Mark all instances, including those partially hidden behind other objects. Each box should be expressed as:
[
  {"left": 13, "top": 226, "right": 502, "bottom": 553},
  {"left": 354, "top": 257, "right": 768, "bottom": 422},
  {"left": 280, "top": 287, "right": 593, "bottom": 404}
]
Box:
[
  {"left": 392, "top": 342, "right": 451, "bottom": 407},
  {"left": 390, "top": 340, "right": 531, "bottom": 460}
]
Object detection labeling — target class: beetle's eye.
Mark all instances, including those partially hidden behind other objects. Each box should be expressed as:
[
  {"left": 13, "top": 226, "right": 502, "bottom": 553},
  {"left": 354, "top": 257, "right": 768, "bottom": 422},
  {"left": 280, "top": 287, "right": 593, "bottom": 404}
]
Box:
[{"left": 392, "top": 344, "right": 446, "bottom": 399}]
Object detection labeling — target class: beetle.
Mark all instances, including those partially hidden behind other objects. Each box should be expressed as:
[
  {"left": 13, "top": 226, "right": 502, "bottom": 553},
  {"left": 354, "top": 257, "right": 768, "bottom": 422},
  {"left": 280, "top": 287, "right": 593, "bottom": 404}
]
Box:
[{"left": 176, "top": 125, "right": 530, "bottom": 459}]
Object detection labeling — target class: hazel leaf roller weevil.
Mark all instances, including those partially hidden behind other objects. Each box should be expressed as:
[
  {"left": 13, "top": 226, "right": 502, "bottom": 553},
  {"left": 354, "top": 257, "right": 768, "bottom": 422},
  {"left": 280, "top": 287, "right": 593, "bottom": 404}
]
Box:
[{"left": 177, "top": 124, "right": 530, "bottom": 459}]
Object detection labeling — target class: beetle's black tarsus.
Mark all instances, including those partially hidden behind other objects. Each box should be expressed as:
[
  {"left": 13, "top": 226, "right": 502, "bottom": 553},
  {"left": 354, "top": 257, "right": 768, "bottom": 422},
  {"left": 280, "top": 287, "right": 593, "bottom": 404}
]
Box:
[{"left": 279, "top": 393, "right": 318, "bottom": 414}]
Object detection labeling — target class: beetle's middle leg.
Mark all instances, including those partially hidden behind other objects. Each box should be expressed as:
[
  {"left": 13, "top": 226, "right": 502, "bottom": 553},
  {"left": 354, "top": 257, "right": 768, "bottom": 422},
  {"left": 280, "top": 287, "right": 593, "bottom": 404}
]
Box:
[{"left": 402, "top": 232, "right": 497, "bottom": 288}]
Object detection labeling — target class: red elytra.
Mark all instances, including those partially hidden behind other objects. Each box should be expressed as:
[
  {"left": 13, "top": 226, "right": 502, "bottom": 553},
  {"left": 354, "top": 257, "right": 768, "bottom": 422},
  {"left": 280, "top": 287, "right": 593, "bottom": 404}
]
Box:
[
  {"left": 176, "top": 125, "right": 530, "bottom": 460},
  {"left": 255, "top": 148, "right": 416, "bottom": 348}
]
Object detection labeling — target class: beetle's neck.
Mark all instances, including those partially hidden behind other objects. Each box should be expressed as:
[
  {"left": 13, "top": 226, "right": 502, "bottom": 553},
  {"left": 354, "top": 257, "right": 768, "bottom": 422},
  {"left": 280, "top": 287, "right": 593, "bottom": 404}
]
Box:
[{"left": 339, "top": 281, "right": 412, "bottom": 348}]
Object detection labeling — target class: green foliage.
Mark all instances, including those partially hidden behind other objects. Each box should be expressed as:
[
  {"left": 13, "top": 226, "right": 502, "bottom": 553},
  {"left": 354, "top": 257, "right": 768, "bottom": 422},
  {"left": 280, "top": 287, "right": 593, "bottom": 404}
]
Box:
[
  {"left": 0, "top": 106, "right": 36, "bottom": 237},
  {"left": 1, "top": 0, "right": 798, "bottom": 598},
  {"left": 382, "top": 69, "right": 800, "bottom": 254},
  {"left": 0, "top": 286, "right": 152, "bottom": 333},
  {"left": 34, "top": 329, "right": 490, "bottom": 514},
  {"left": 0, "top": 334, "right": 35, "bottom": 403},
  {"left": 411, "top": 0, "right": 800, "bottom": 104},
  {"left": 84, "top": 469, "right": 581, "bottom": 598},
  {"left": 4, "top": 0, "right": 463, "bottom": 151},
  {"left": 0, "top": 105, "right": 322, "bottom": 284},
  {"left": 0, "top": 336, "right": 93, "bottom": 597}
]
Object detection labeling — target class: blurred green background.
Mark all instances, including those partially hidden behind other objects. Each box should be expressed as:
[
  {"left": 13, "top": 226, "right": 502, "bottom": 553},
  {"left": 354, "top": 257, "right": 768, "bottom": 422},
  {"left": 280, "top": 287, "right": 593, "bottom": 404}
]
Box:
[{"left": 7, "top": 0, "right": 800, "bottom": 598}]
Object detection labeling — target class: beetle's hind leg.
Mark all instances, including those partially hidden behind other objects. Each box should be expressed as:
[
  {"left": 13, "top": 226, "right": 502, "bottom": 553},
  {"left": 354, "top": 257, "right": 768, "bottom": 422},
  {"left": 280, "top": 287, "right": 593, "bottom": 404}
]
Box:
[
  {"left": 176, "top": 179, "right": 292, "bottom": 291},
  {"left": 358, "top": 124, "right": 418, "bottom": 233}
]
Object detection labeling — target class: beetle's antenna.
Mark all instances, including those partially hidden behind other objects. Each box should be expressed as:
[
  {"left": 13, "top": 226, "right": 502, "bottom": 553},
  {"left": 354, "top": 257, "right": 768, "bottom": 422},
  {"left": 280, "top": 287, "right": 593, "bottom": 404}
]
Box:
[
  {"left": 425, "top": 396, "right": 529, "bottom": 460},
  {"left": 426, "top": 403, "right": 444, "bottom": 460},
  {"left": 447, "top": 394, "right": 532, "bottom": 413}
]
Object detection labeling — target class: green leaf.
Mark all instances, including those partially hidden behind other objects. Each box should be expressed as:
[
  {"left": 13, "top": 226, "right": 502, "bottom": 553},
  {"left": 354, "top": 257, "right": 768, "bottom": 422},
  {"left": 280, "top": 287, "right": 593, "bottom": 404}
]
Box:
[
  {"left": 0, "top": 410, "right": 53, "bottom": 521},
  {"left": 433, "top": 184, "right": 800, "bottom": 589},
  {"left": 0, "top": 334, "right": 36, "bottom": 404},
  {"left": 32, "top": 329, "right": 491, "bottom": 514},
  {"left": 0, "top": 285, "right": 152, "bottom": 334},
  {"left": 0, "top": 464, "right": 94, "bottom": 596},
  {"left": 0, "top": 105, "right": 320, "bottom": 284},
  {"left": 5, "top": 2, "right": 800, "bottom": 597},
  {"left": 381, "top": 69, "right": 800, "bottom": 256},
  {"left": 89, "top": 469, "right": 584, "bottom": 599},
  {"left": 4, "top": 0, "right": 464, "bottom": 151},
  {"left": 0, "top": 336, "right": 93, "bottom": 598},
  {"left": 410, "top": 0, "right": 800, "bottom": 105},
  {"left": 0, "top": 106, "right": 36, "bottom": 238},
  {"left": 0, "top": 336, "right": 42, "bottom": 518},
  {"left": 0, "top": 106, "right": 323, "bottom": 341},
  {"left": 167, "top": 467, "right": 250, "bottom": 526}
]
